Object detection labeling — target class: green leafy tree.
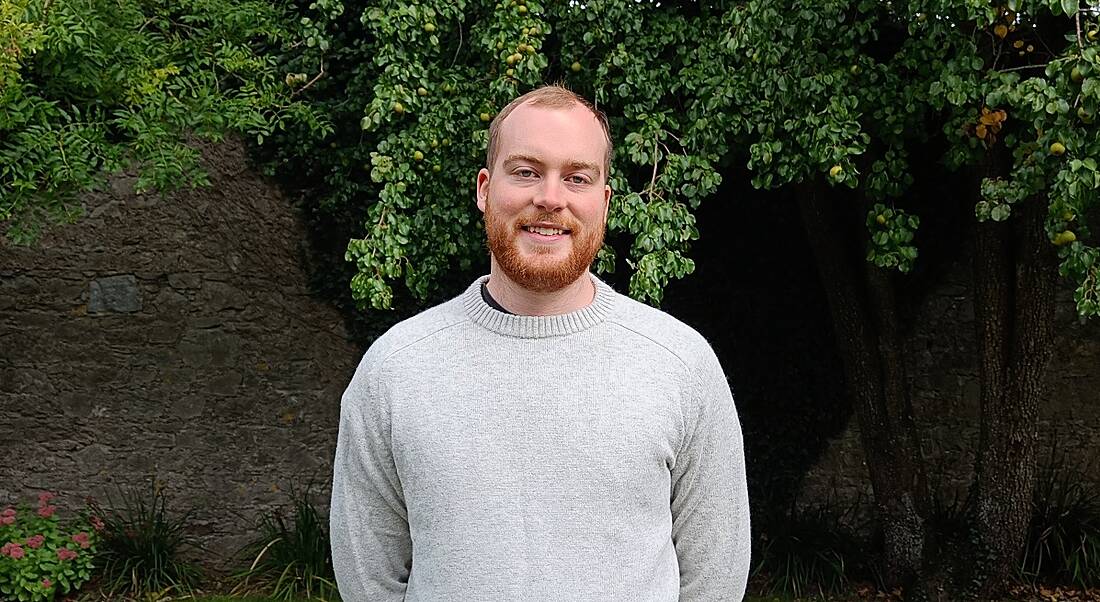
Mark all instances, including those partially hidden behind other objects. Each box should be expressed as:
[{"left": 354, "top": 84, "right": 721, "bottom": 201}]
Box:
[
  {"left": 715, "top": 2, "right": 1098, "bottom": 596},
  {"left": 0, "top": 0, "right": 329, "bottom": 243},
  {"left": 270, "top": 0, "right": 1099, "bottom": 597}
]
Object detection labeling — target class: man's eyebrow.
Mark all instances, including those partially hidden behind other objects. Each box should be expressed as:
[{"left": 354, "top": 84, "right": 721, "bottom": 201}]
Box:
[
  {"left": 502, "top": 154, "right": 545, "bottom": 168},
  {"left": 502, "top": 154, "right": 602, "bottom": 177}
]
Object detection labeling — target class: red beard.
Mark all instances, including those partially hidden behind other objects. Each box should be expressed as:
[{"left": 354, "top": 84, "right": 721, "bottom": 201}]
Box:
[{"left": 483, "top": 202, "right": 605, "bottom": 293}]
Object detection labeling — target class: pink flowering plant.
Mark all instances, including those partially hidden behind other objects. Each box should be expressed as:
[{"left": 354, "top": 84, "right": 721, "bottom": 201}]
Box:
[{"left": 0, "top": 492, "right": 98, "bottom": 601}]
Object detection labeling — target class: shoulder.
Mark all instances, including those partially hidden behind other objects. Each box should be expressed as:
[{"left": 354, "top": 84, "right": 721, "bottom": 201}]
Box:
[
  {"left": 605, "top": 289, "right": 717, "bottom": 372},
  {"left": 356, "top": 296, "right": 468, "bottom": 374}
]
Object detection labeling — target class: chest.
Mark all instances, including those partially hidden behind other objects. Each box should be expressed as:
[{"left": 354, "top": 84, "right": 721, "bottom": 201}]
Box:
[{"left": 385, "top": 348, "right": 687, "bottom": 511}]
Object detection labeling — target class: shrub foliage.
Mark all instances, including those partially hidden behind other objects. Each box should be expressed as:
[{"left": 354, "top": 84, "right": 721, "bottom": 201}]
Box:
[
  {"left": 0, "top": 492, "right": 97, "bottom": 602},
  {"left": 0, "top": 0, "right": 328, "bottom": 243},
  {"left": 233, "top": 489, "right": 338, "bottom": 601},
  {"left": 88, "top": 481, "right": 201, "bottom": 598}
]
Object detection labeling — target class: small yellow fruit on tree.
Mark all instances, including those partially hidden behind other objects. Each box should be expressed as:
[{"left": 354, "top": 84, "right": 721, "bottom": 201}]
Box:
[
  {"left": 424, "top": 23, "right": 436, "bottom": 33},
  {"left": 994, "top": 24, "right": 1008, "bottom": 39},
  {"left": 829, "top": 164, "right": 843, "bottom": 178},
  {"left": 571, "top": 61, "right": 582, "bottom": 72},
  {"left": 1054, "top": 231, "right": 1077, "bottom": 246},
  {"left": 413, "top": 150, "right": 424, "bottom": 162},
  {"left": 1050, "top": 141, "right": 1066, "bottom": 156},
  {"left": 393, "top": 102, "right": 405, "bottom": 114},
  {"left": 876, "top": 214, "right": 886, "bottom": 225},
  {"left": 480, "top": 112, "right": 491, "bottom": 122}
]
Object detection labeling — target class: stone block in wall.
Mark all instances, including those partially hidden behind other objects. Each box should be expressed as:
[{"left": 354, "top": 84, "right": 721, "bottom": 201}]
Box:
[{"left": 87, "top": 274, "right": 142, "bottom": 314}]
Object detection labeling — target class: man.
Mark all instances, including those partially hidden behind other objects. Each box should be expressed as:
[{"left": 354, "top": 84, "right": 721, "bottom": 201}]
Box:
[{"left": 330, "top": 85, "right": 750, "bottom": 601}]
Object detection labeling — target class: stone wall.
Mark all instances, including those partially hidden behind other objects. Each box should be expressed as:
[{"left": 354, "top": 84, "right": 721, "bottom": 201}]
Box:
[
  {"left": 798, "top": 254, "right": 1100, "bottom": 514},
  {"left": 0, "top": 140, "right": 362, "bottom": 565}
]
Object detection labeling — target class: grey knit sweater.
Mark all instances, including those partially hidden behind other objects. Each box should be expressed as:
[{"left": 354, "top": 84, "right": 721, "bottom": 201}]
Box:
[{"left": 330, "top": 275, "right": 750, "bottom": 601}]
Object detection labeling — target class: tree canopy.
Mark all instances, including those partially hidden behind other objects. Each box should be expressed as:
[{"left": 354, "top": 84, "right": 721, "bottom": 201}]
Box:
[
  {"left": 0, "top": 0, "right": 328, "bottom": 243},
  {"left": 268, "top": 0, "right": 1099, "bottom": 318}
]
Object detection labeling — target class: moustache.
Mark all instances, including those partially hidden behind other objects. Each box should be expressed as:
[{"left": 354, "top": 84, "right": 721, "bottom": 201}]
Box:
[{"left": 512, "top": 212, "right": 582, "bottom": 231}]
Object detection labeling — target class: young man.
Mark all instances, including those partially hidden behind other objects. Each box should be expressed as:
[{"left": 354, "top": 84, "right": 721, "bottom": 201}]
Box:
[{"left": 330, "top": 85, "right": 750, "bottom": 601}]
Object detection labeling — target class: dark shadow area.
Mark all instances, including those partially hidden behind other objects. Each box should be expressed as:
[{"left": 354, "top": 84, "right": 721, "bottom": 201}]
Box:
[{"left": 662, "top": 171, "right": 851, "bottom": 507}]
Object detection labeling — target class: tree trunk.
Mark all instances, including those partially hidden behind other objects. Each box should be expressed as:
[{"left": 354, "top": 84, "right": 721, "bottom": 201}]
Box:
[
  {"left": 796, "top": 182, "right": 931, "bottom": 594},
  {"left": 968, "top": 194, "right": 1057, "bottom": 597}
]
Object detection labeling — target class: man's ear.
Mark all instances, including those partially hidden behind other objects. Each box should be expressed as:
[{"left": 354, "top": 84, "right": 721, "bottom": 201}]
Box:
[{"left": 476, "top": 168, "right": 491, "bottom": 213}]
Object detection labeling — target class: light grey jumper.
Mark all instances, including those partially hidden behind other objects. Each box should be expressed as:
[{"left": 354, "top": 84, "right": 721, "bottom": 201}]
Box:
[{"left": 330, "top": 275, "right": 750, "bottom": 601}]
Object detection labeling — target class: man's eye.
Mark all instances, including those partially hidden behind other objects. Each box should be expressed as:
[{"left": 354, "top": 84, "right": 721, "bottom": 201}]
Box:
[
  {"left": 516, "top": 168, "right": 537, "bottom": 178},
  {"left": 568, "top": 175, "right": 589, "bottom": 184}
]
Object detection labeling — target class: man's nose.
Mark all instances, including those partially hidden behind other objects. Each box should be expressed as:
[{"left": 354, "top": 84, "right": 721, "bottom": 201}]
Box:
[{"left": 534, "top": 178, "right": 567, "bottom": 212}]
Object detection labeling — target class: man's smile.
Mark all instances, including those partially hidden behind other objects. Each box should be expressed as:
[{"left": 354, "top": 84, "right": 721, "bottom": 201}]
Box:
[{"left": 521, "top": 222, "right": 572, "bottom": 239}]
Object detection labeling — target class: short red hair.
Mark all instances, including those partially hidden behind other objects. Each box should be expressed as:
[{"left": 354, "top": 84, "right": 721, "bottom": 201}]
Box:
[{"left": 485, "top": 85, "right": 613, "bottom": 181}]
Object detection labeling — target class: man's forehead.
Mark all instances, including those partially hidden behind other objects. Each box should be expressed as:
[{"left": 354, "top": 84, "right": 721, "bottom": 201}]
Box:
[
  {"left": 500, "top": 101, "right": 602, "bottom": 134},
  {"left": 496, "top": 103, "right": 606, "bottom": 157}
]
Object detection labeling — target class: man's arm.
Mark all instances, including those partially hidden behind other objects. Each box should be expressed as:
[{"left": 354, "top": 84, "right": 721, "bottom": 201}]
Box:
[
  {"left": 671, "top": 350, "right": 751, "bottom": 601},
  {"left": 330, "top": 362, "right": 412, "bottom": 601}
]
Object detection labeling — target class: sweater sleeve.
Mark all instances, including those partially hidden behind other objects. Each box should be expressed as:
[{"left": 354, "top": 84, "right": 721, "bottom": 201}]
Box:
[
  {"left": 329, "top": 359, "right": 412, "bottom": 601},
  {"left": 671, "top": 349, "right": 751, "bottom": 601}
]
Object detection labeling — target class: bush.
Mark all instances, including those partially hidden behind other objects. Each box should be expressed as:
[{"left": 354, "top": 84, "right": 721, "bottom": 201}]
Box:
[
  {"left": 1020, "top": 450, "right": 1100, "bottom": 588},
  {"left": 232, "top": 487, "right": 338, "bottom": 601},
  {"left": 751, "top": 493, "right": 867, "bottom": 598},
  {"left": 88, "top": 479, "right": 201, "bottom": 598},
  {"left": 1, "top": 0, "right": 328, "bottom": 244},
  {"left": 0, "top": 492, "right": 98, "bottom": 601}
]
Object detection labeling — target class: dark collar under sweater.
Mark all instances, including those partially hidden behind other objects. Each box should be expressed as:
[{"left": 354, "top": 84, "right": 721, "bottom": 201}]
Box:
[{"left": 480, "top": 282, "right": 513, "bottom": 315}]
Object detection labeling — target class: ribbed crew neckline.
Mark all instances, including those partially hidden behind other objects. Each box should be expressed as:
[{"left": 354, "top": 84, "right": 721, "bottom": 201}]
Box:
[{"left": 461, "top": 274, "right": 616, "bottom": 338}]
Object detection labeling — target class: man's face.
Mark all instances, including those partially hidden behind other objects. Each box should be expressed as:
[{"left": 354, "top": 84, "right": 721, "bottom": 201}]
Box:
[{"left": 476, "top": 102, "right": 612, "bottom": 293}]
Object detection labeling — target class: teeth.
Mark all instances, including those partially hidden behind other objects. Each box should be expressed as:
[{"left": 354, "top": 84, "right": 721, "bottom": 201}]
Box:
[{"left": 527, "top": 226, "right": 564, "bottom": 236}]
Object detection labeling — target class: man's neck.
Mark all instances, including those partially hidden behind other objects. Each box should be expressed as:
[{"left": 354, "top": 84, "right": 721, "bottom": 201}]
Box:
[{"left": 485, "top": 264, "right": 595, "bottom": 317}]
